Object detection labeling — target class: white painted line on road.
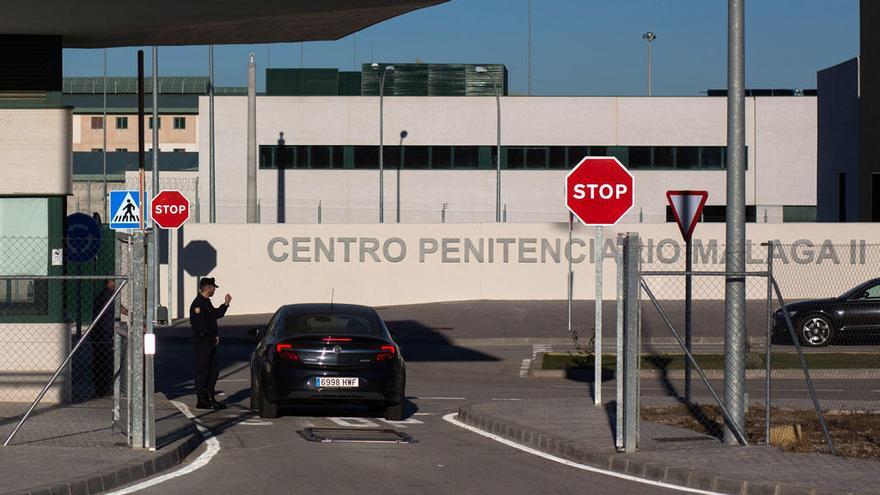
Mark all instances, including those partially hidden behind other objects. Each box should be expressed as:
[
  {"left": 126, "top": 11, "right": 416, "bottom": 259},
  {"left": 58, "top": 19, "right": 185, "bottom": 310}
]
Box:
[
  {"left": 329, "top": 417, "right": 381, "bottom": 428},
  {"left": 491, "top": 398, "right": 523, "bottom": 401},
  {"left": 105, "top": 401, "right": 220, "bottom": 495},
  {"left": 413, "top": 413, "right": 435, "bottom": 416},
  {"left": 378, "top": 418, "right": 424, "bottom": 428},
  {"left": 413, "top": 396, "right": 467, "bottom": 400},
  {"left": 240, "top": 419, "right": 274, "bottom": 426},
  {"left": 443, "top": 413, "right": 722, "bottom": 495},
  {"left": 217, "top": 379, "right": 249, "bottom": 382},
  {"left": 520, "top": 359, "right": 531, "bottom": 378}
]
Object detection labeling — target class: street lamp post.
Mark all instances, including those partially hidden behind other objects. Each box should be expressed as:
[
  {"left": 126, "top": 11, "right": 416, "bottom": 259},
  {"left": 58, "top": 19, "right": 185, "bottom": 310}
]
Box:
[
  {"left": 398, "top": 130, "right": 407, "bottom": 223},
  {"left": 373, "top": 63, "right": 394, "bottom": 223},
  {"left": 475, "top": 66, "right": 502, "bottom": 222},
  {"left": 642, "top": 32, "right": 657, "bottom": 96}
]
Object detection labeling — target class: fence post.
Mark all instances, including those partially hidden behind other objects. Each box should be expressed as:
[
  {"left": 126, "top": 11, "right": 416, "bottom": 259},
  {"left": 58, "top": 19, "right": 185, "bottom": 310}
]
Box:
[
  {"left": 130, "top": 232, "right": 146, "bottom": 449},
  {"left": 764, "top": 241, "right": 774, "bottom": 444},
  {"left": 615, "top": 233, "right": 625, "bottom": 451},
  {"left": 622, "top": 232, "right": 641, "bottom": 453},
  {"left": 144, "top": 230, "right": 156, "bottom": 450}
]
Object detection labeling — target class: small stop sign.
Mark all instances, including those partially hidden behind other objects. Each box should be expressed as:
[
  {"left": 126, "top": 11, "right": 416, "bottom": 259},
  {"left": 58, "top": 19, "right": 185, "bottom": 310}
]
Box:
[
  {"left": 150, "top": 190, "right": 190, "bottom": 229},
  {"left": 566, "top": 157, "right": 634, "bottom": 226}
]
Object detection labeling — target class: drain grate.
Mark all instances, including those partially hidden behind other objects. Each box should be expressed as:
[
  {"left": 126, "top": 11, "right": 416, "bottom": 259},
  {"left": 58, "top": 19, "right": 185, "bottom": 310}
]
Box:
[{"left": 299, "top": 428, "right": 414, "bottom": 444}]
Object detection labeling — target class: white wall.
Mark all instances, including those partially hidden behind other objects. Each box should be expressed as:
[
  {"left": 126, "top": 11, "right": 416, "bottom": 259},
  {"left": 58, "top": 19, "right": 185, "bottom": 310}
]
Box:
[
  {"left": 197, "top": 96, "right": 817, "bottom": 224},
  {"left": 169, "top": 222, "right": 879, "bottom": 317},
  {"left": 0, "top": 108, "right": 72, "bottom": 196}
]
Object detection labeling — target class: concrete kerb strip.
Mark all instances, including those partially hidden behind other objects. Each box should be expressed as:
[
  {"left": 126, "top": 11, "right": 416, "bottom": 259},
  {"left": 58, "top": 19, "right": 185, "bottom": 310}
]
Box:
[
  {"left": 527, "top": 352, "right": 880, "bottom": 380},
  {"left": 455, "top": 403, "right": 868, "bottom": 495},
  {"left": 4, "top": 396, "right": 203, "bottom": 495}
]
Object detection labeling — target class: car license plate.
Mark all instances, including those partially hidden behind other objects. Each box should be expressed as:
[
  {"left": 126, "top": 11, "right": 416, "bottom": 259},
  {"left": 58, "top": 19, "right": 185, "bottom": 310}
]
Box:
[{"left": 315, "top": 377, "right": 359, "bottom": 388}]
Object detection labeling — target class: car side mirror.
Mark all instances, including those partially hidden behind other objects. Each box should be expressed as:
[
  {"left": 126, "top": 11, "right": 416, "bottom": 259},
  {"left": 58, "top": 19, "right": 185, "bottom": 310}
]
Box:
[
  {"left": 247, "top": 327, "right": 264, "bottom": 339},
  {"left": 389, "top": 330, "right": 400, "bottom": 340}
]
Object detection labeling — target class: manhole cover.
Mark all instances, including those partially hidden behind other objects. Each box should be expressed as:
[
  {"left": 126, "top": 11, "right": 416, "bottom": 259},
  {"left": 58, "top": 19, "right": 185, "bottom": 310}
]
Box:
[{"left": 299, "top": 428, "right": 413, "bottom": 444}]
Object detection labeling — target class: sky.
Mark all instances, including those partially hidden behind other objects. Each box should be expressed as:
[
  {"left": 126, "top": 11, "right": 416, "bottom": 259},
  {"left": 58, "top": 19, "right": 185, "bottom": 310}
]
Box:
[{"left": 61, "top": 0, "right": 860, "bottom": 96}]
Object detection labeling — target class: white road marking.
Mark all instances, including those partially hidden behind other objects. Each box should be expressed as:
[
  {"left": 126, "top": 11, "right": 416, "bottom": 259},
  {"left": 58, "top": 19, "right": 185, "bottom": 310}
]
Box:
[
  {"left": 328, "top": 417, "right": 381, "bottom": 428},
  {"left": 413, "top": 413, "right": 434, "bottom": 416},
  {"left": 217, "top": 379, "right": 249, "bottom": 382},
  {"left": 520, "top": 359, "right": 532, "bottom": 378},
  {"left": 443, "top": 413, "right": 722, "bottom": 495},
  {"left": 378, "top": 418, "right": 424, "bottom": 428},
  {"left": 239, "top": 419, "right": 274, "bottom": 426},
  {"left": 105, "top": 401, "right": 220, "bottom": 495},
  {"left": 491, "top": 398, "right": 523, "bottom": 401},
  {"left": 412, "top": 396, "right": 467, "bottom": 400}
]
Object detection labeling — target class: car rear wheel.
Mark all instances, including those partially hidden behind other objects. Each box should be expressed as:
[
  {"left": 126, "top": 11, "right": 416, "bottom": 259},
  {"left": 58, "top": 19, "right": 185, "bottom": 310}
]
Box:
[
  {"left": 383, "top": 378, "right": 406, "bottom": 421},
  {"left": 249, "top": 371, "right": 258, "bottom": 411},
  {"left": 258, "top": 379, "right": 280, "bottom": 418},
  {"left": 798, "top": 314, "right": 834, "bottom": 347}
]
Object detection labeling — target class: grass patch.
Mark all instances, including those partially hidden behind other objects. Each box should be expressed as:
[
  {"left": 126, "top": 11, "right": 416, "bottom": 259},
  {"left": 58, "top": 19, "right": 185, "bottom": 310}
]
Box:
[
  {"left": 542, "top": 352, "right": 880, "bottom": 371},
  {"left": 642, "top": 405, "right": 880, "bottom": 460}
]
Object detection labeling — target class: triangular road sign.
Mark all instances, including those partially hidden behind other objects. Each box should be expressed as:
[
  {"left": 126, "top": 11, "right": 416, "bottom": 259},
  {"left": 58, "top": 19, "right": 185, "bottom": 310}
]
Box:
[{"left": 666, "top": 190, "right": 709, "bottom": 241}]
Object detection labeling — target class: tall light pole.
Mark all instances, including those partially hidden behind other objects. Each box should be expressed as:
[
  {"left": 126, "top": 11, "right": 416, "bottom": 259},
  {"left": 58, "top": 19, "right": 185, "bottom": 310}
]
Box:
[
  {"left": 373, "top": 63, "right": 394, "bottom": 223},
  {"left": 642, "top": 32, "right": 657, "bottom": 96},
  {"left": 208, "top": 45, "right": 216, "bottom": 223},
  {"left": 475, "top": 66, "right": 502, "bottom": 222},
  {"left": 246, "top": 53, "right": 257, "bottom": 223},
  {"left": 397, "top": 130, "right": 407, "bottom": 223},
  {"left": 527, "top": 0, "right": 533, "bottom": 96},
  {"left": 724, "top": 0, "right": 747, "bottom": 446}
]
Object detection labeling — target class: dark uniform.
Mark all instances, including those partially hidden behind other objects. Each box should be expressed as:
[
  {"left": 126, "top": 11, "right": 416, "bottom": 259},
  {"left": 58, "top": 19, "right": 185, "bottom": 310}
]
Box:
[
  {"left": 189, "top": 282, "right": 228, "bottom": 406},
  {"left": 90, "top": 284, "right": 116, "bottom": 397}
]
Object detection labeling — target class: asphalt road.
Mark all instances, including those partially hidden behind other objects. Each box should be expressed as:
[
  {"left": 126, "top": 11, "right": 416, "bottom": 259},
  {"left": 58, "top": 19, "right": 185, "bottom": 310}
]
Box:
[{"left": 123, "top": 302, "right": 879, "bottom": 495}]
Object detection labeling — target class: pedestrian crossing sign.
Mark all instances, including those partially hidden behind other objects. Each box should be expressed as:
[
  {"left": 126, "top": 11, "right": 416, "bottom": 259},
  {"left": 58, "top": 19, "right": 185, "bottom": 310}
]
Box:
[{"left": 108, "top": 190, "right": 150, "bottom": 230}]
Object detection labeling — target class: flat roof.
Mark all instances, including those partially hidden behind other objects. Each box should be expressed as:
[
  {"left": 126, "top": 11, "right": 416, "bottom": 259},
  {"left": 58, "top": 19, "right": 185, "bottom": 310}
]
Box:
[{"left": 1, "top": 0, "right": 447, "bottom": 48}]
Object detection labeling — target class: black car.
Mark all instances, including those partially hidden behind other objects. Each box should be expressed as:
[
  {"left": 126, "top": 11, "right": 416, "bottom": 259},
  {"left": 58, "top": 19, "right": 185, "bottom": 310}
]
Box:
[
  {"left": 249, "top": 303, "right": 406, "bottom": 420},
  {"left": 773, "top": 278, "right": 880, "bottom": 347}
]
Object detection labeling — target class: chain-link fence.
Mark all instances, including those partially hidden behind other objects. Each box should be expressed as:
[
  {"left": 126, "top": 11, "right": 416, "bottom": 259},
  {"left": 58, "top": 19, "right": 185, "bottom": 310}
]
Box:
[
  {"left": 0, "top": 231, "right": 151, "bottom": 448},
  {"left": 621, "top": 235, "right": 880, "bottom": 462}
]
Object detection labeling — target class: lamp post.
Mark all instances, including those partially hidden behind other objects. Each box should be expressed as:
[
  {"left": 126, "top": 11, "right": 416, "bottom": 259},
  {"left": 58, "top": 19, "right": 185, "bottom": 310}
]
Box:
[
  {"left": 372, "top": 63, "right": 394, "bottom": 223},
  {"left": 475, "top": 66, "right": 502, "bottom": 222},
  {"left": 398, "top": 130, "right": 407, "bottom": 223},
  {"left": 642, "top": 32, "right": 657, "bottom": 96}
]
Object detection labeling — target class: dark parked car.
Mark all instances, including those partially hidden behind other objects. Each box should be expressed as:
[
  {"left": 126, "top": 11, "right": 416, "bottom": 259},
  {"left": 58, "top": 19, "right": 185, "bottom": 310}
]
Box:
[
  {"left": 773, "top": 278, "right": 880, "bottom": 347},
  {"left": 249, "top": 303, "right": 406, "bottom": 419}
]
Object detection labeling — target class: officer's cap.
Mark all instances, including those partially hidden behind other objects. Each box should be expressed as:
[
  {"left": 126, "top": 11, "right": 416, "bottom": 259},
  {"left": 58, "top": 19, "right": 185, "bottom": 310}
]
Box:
[{"left": 199, "top": 277, "right": 219, "bottom": 289}]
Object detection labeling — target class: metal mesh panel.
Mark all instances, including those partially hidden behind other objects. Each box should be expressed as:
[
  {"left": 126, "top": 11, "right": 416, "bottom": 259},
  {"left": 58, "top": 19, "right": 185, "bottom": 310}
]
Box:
[
  {"left": 632, "top": 240, "right": 880, "bottom": 461},
  {"left": 0, "top": 235, "right": 132, "bottom": 447}
]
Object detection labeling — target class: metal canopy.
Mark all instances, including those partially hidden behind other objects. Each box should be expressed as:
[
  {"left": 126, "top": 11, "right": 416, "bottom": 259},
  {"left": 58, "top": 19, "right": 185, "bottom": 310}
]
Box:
[{"left": 0, "top": 0, "right": 447, "bottom": 48}]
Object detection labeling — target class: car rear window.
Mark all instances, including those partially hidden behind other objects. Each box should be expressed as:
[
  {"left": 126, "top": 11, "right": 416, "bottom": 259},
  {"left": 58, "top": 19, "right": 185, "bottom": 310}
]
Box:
[{"left": 279, "top": 313, "right": 381, "bottom": 338}]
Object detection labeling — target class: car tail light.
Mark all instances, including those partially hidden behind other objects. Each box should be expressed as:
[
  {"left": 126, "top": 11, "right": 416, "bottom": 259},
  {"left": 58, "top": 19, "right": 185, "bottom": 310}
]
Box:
[
  {"left": 376, "top": 345, "right": 397, "bottom": 361},
  {"left": 322, "top": 336, "right": 352, "bottom": 343},
  {"left": 275, "top": 343, "right": 300, "bottom": 361}
]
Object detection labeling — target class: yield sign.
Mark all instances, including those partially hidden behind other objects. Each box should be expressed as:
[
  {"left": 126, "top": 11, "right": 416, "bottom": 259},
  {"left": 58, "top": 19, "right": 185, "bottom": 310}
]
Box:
[{"left": 666, "top": 190, "right": 708, "bottom": 241}]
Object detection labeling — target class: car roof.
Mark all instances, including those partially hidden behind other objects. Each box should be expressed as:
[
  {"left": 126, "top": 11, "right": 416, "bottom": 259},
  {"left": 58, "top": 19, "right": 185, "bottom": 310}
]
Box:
[{"left": 279, "top": 303, "right": 378, "bottom": 318}]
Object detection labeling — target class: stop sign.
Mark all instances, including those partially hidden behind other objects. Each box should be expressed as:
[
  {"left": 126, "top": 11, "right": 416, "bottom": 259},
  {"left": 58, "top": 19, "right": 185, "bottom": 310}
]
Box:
[
  {"left": 566, "top": 157, "right": 634, "bottom": 225},
  {"left": 150, "top": 190, "right": 190, "bottom": 229}
]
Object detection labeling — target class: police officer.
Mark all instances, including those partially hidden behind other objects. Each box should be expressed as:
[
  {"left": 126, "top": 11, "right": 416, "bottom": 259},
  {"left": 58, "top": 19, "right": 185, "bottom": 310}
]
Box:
[{"left": 190, "top": 277, "right": 231, "bottom": 410}]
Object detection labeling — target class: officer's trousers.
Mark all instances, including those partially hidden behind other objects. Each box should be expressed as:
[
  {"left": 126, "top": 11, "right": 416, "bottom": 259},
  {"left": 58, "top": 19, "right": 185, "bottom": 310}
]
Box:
[{"left": 193, "top": 336, "right": 219, "bottom": 400}]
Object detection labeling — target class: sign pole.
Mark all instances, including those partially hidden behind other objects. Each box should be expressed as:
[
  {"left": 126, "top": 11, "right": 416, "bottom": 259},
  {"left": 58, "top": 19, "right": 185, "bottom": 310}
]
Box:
[
  {"left": 567, "top": 213, "right": 573, "bottom": 334},
  {"left": 594, "top": 225, "right": 603, "bottom": 405},
  {"left": 685, "top": 237, "right": 692, "bottom": 402}
]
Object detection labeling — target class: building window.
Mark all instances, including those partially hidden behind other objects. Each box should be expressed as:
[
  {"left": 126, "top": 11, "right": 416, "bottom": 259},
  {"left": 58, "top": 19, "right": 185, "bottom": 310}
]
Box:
[
  {"left": 90, "top": 148, "right": 103, "bottom": 152},
  {"left": 783, "top": 206, "right": 817, "bottom": 223},
  {"left": 173, "top": 117, "right": 186, "bottom": 130},
  {"left": 149, "top": 117, "right": 161, "bottom": 129},
  {"left": 431, "top": 146, "right": 452, "bottom": 169},
  {"left": 173, "top": 148, "right": 186, "bottom": 153},
  {"left": 90, "top": 117, "right": 103, "bottom": 130},
  {"left": 353, "top": 146, "right": 378, "bottom": 169},
  {"left": 115, "top": 148, "right": 128, "bottom": 152},
  {"left": 403, "top": 146, "right": 430, "bottom": 169},
  {"left": 666, "top": 205, "right": 757, "bottom": 223},
  {"left": 116, "top": 117, "right": 128, "bottom": 129},
  {"left": 452, "top": 147, "right": 478, "bottom": 169}
]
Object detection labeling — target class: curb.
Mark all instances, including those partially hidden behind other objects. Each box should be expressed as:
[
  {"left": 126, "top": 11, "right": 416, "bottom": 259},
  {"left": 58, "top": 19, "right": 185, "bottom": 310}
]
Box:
[
  {"left": 7, "top": 404, "right": 203, "bottom": 495},
  {"left": 456, "top": 403, "right": 867, "bottom": 495},
  {"left": 529, "top": 366, "right": 880, "bottom": 380}
]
